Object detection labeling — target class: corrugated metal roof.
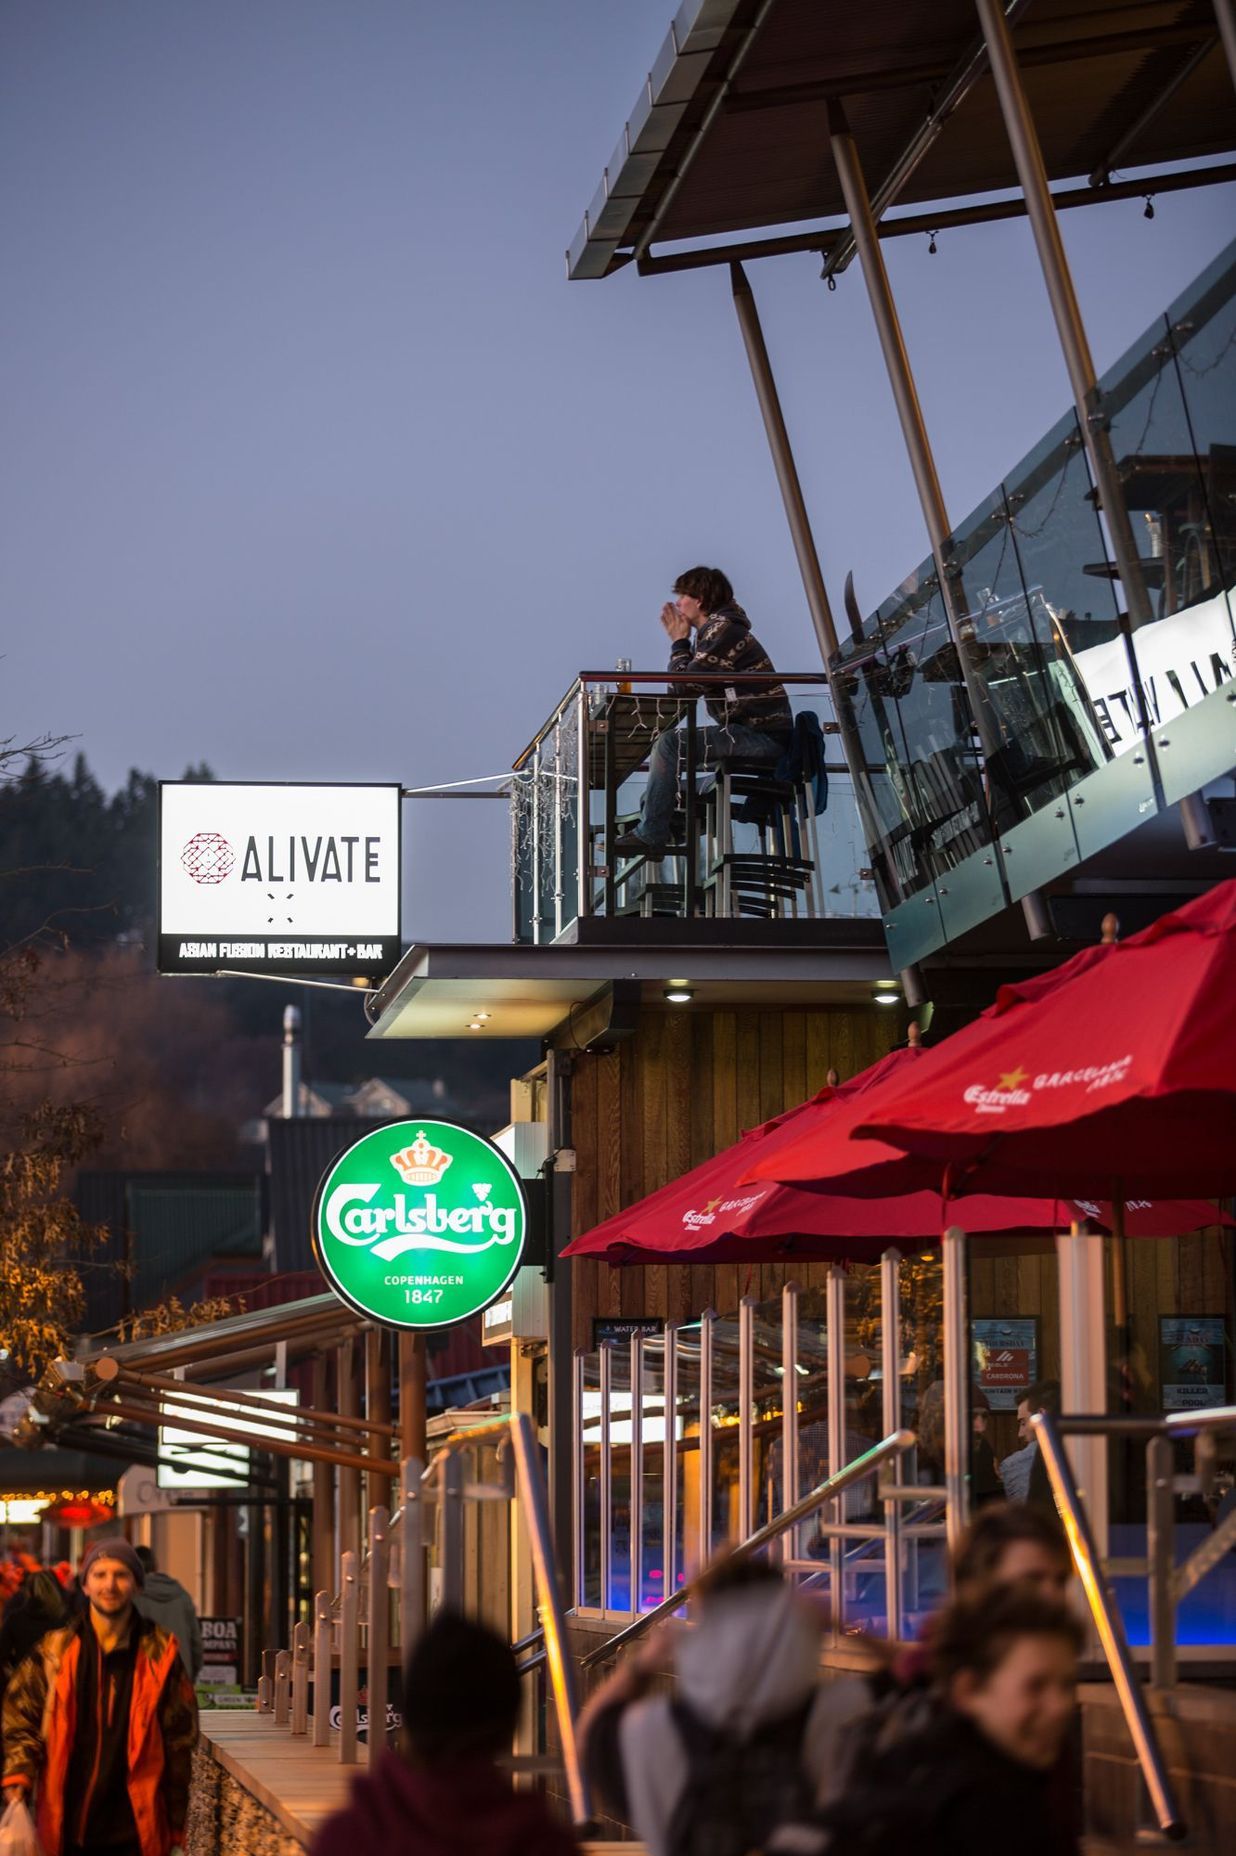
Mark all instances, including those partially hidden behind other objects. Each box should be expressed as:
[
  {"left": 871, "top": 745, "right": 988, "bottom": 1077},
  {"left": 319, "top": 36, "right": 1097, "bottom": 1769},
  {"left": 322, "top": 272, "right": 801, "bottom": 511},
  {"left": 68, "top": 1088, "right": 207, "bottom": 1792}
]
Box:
[
  {"left": 267, "top": 1116, "right": 406, "bottom": 1274},
  {"left": 568, "top": 0, "right": 1234, "bottom": 278}
]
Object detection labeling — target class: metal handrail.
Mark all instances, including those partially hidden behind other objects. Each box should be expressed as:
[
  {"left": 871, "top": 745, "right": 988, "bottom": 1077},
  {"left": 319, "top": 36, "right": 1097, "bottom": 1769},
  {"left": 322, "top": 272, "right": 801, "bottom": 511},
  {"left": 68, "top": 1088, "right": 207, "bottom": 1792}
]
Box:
[
  {"left": 580, "top": 1427, "right": 915, "bottom": 1670},
  {"left": 1033, "top": 1412, "right": 1186, "bottom": 1842}
]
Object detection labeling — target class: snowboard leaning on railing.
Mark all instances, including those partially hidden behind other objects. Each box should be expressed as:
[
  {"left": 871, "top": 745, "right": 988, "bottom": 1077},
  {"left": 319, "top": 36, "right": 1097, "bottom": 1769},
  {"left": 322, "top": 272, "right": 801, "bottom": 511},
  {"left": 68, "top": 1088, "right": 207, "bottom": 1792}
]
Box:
[{"left": 0, "top": 1612, "right": 197, "bottom": 1856}]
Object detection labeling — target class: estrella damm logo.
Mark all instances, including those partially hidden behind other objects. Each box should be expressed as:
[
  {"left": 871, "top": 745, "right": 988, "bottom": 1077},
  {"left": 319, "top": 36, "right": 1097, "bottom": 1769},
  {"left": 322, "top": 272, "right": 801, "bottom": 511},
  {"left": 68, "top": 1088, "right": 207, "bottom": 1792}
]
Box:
[{"left": 312, "top": 1119, "right": 527, "bottom": 1330}]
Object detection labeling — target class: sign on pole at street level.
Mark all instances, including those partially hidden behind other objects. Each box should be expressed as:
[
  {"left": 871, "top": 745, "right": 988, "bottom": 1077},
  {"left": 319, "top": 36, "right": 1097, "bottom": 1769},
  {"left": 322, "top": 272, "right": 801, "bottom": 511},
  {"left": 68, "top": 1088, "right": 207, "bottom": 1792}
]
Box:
[
  {"left": 313, "top": 1119, "right": 528, "bottom": 1331},
  {"left": 157, "top": 780, "right": 401, "bottom": 976},
  {"left": 199, "top": 1617, "right": 242, "bottom": 1687}
]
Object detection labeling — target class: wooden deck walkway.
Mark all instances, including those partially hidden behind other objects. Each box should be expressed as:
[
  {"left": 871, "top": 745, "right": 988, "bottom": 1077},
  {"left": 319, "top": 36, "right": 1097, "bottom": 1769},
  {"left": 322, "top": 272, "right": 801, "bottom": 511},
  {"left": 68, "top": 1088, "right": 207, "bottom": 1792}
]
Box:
[{"left": 197, "top": 1709, "right": 639, "bottom": 1852}]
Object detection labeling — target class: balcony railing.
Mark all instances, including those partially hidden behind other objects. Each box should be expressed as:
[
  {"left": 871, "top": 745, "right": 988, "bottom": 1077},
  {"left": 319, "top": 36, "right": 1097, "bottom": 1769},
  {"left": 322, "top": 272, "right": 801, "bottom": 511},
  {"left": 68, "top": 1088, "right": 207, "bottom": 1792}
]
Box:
[
  {"left": 833, "top": 234, "right": 1236, "bottom": 966},
  {"left": 510, "top": 671, "right": 880, "bottom": 944}
]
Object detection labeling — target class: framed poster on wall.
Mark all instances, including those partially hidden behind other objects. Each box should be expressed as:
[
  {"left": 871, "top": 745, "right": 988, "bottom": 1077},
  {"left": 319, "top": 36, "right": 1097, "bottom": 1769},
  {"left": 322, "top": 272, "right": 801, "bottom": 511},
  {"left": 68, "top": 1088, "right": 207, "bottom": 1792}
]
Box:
[
  {"left": 972, "top": 1317, "right": 1039, "bottom": 1411},
  {"left": 1159, "top": 1316, "right": 1226, "bottom": 1410}
]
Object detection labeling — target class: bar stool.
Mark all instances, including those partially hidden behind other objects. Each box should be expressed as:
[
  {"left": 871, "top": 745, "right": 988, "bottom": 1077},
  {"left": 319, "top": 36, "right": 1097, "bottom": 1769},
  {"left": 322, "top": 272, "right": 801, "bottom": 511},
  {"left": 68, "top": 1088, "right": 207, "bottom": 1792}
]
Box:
[{"left": 701, "top": 758, "right": 820, "bottom": 919}]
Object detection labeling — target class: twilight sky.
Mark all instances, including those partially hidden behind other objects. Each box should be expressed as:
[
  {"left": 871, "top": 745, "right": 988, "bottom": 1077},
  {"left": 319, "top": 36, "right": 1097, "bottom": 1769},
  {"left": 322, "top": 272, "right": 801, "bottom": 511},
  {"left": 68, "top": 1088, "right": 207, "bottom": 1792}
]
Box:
[{"left": 3, "top": 3, "right": 1233, "bottom": 944}]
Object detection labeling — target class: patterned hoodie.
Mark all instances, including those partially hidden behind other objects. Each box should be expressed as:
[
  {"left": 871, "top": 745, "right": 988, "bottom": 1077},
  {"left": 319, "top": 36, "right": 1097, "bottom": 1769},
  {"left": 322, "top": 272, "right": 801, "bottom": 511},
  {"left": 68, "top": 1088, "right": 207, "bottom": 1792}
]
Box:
[{"left": 667, "top": 601, "right": 792, "bottom": 739}]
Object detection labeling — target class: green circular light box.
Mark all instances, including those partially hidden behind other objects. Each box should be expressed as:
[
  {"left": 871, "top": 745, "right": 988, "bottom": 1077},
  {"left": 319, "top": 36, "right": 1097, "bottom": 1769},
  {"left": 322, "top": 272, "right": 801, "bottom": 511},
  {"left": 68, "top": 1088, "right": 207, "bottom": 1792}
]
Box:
[{"left": 312, "top": 1119, "right": 527, "bottom": 1331}]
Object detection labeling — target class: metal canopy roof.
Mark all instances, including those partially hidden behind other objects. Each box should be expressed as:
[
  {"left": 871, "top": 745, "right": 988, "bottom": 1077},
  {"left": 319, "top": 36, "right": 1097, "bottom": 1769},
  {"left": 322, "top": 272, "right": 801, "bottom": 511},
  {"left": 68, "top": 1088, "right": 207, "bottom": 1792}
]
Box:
[
  {"left": 568, "top": 0, "right": 1234, "bottom": 279},
  {"left": 365, "top": 934, "right": 892, "bottom": 1040}
]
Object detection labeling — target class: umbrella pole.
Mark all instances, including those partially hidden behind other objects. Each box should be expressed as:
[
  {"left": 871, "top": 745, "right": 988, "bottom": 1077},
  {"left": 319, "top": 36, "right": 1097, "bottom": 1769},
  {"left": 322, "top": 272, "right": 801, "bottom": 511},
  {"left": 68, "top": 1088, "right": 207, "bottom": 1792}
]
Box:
[{"left": 1109, "top": 1190, "right": 1135, "bottom": 1526}]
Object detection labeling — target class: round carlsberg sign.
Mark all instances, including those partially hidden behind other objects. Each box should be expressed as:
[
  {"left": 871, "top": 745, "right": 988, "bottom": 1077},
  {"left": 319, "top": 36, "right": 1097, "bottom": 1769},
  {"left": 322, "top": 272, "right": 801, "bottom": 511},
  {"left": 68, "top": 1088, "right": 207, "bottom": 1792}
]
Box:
[{"left": 312, "top": 1120, "right": 527, "bottom": 1331}]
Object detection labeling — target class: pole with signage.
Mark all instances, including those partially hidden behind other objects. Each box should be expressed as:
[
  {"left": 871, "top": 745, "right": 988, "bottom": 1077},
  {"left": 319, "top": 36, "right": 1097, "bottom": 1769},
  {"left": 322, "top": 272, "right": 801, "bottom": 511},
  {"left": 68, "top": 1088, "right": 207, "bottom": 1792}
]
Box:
[
  {"left": 313, "top": 1120, "right": 528, "bottom": 1333},
  {"left": 157, "top": 780, "right": 402, "bottom": 977}
]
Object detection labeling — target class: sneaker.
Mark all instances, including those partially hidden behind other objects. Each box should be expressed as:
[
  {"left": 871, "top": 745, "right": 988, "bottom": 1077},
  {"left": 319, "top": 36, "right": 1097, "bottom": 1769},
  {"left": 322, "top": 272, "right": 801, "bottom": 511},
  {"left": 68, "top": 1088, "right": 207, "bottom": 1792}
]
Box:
[{"left": 613, "top": 829, "right": 673, "bottom": 857}]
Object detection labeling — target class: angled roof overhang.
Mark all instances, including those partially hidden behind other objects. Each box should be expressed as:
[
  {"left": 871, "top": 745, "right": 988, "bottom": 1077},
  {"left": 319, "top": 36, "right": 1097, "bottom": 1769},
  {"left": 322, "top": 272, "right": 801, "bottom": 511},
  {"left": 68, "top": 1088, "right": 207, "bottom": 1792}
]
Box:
[
  {"left": 568, "top": 0, "right": 1235, "bottom": 279},
  {"left": 366, "top": 926, "right": 893, "bottom": 1040}
]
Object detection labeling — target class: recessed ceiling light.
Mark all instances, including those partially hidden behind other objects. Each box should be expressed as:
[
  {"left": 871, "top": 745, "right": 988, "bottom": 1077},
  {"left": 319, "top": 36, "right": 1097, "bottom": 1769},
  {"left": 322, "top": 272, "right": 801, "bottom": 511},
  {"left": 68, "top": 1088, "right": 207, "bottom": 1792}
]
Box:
[
  {"left": 664, "top": 981, "right": 694, "bottom": 1004},
  {"left": 873, "top": 988, "right": 901, "bottom": 1006}
]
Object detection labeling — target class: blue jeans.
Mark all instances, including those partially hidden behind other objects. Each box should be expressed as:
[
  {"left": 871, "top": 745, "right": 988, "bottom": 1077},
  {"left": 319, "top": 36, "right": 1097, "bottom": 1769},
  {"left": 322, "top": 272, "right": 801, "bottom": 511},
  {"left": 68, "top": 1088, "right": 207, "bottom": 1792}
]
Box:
[{"left": 637, "top": 722, "right": 785, "bottom": 844}]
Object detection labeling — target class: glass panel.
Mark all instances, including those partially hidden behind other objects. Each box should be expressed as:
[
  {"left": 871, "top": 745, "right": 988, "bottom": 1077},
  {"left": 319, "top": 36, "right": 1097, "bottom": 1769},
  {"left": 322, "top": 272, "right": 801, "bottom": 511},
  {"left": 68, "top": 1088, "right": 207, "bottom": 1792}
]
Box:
[
  {"left": 1167, "top": 242, "right": 1236, "bottom": 641},
  {"left": 841, "top": 1262, "right": 889, "bottom": 1637},
  {"left": 579, "top": 1352, "right": 602, "bottom": 1608},
  {"left": 608, "top": 1345, "right": 632, "bottom": 1612},
  {"left": 672, "top": 1328, "right": 698, "bottom": 1597},
  {"left": 788, "top": 1287, "right": 831, "bottom": 1579},
  {"left": 750, "top": 1309, "right": 786, "bottom": 1531},
  {"left": 639, "top": 1339, "right": 667, "bottom": 1610}
]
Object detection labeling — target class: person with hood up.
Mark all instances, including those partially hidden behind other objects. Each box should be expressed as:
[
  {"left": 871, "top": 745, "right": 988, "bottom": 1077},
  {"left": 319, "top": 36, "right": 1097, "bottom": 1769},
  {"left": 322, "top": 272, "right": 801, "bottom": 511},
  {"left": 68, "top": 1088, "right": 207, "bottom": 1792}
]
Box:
[
  {"left": 579, "top": 1557, "right": 832, "bottom": 1856},
  {"left": 310, "top": 1610, "right": 576, "bottom": 1856},
  {"left": 613, "top": 565, "right": 792, "bottom": 858},
  {"left": 133, "top": 1548, "right": 202, "bottom": 1684}
]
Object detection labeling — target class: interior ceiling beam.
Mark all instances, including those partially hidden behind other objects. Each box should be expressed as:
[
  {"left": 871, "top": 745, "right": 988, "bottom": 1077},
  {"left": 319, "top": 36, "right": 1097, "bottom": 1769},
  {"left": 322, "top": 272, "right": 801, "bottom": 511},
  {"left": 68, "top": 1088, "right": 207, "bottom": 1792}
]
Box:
[
  {"left": 726, "top": 20, "right": 1217, "bottom": 113},
  {"left": 633, "top": 161, "right": 1236, "bottom": 276}
]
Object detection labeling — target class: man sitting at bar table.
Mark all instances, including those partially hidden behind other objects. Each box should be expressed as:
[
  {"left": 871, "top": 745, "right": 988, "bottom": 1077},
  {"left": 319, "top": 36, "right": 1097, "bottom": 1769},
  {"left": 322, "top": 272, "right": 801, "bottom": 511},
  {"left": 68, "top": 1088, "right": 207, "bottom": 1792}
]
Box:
[{"left": 613, "top": 565, "right": 793, "bottom": 858}]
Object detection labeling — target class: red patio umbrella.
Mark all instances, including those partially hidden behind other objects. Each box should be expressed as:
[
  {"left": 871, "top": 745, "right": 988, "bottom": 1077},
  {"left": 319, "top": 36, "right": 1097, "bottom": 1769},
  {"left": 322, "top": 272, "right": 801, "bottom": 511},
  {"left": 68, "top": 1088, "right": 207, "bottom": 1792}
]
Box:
[
  {"left": 564, "top": 1047, "right": 1222, "bottom": 1265},
  {"left": 745, "top": 882, "right": 1236, "bottom": 1203}
]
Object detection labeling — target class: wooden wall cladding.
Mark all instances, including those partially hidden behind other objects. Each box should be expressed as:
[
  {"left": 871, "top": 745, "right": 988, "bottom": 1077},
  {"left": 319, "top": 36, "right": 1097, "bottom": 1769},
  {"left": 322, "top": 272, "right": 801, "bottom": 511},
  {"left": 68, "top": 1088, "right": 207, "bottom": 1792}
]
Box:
[{"left": 567, "top": 1005, "right": 902, "bottom": 1351}]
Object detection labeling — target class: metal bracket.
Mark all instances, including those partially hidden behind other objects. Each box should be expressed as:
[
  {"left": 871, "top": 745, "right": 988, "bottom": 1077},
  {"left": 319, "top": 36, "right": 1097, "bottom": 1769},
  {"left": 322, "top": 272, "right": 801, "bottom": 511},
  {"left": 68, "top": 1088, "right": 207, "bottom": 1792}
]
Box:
[{"left": 1172, "top": 1503, "right": 1236, "bottom": 1602}]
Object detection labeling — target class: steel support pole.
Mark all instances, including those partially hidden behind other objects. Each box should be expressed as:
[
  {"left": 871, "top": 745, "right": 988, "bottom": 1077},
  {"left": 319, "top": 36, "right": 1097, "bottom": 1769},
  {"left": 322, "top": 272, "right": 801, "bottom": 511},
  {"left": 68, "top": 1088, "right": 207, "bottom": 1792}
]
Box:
[
  {"left": 828, "top": 103, "right": 1048, "bottom": 937},
  {"left": 942, "top": 1228, "right": 971, "bottom": 1559},
  {"left": 572, "top": 1351, "right": 586, "bottom": 1609},
  {"left": 781, "top": 1282, "right": 800, "bottom": 1564},
  {"left": 629, "top": 1333, "right": 644, "bottom": 1612},
  {"left": 738, "top": 1296, "right": 757, "bottom": 1541},
  {"left": 698, "top": 1312, "right": 715, "bottom": 1573},
  {"left": 826, "top": 1267, "right": 847, "bottom": 1629},
  {"left": 973, "top": 0, "right": 1209, "bottom": 842},
  {"left": 546, "top": 1048, "right": 576, "bottom": 1596},
  {"left": 599, "top": 1343, "right": 612, "bottom": 1609},
  {"left": 730, "top": 262, "right": 840, "bottom": 663},
  {"left": 881, "top": 1248, "right": 904, "bottom": 1640},
  {"left": 662, "top": 1323, "right": 678, "bottom": 1601},
  {"left": 1146, "top": 1433, "right": 1177, "bottom": 1690},
  {"left": 1216, "top": 0, "right": 1236, "bottom": 95},
  {"left": 338, "top": 1550, "right": 359, "bottom": 1764}
]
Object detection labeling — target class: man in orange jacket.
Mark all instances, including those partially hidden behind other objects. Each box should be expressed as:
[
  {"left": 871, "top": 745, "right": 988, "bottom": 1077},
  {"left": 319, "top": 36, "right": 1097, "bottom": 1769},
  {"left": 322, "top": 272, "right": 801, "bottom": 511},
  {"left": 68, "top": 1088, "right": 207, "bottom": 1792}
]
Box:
[{"left": 1, "top": 1537, "right": 198, "bottom": 1856}]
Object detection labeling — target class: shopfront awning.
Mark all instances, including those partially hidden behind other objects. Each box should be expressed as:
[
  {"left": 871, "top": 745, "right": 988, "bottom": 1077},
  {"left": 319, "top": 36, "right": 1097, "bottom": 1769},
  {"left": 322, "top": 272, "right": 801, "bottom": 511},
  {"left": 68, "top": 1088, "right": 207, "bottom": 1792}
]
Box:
[{"left": 569, "top": 0, "right": 1236, "bottom": 278}]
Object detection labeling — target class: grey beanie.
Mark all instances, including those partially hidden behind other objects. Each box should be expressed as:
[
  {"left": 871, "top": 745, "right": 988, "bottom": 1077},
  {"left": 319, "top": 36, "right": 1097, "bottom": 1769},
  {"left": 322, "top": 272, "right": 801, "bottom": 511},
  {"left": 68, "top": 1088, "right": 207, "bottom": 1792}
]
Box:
[{"left": 81, "top": 1537, "right": 145, "bottom": 1588}]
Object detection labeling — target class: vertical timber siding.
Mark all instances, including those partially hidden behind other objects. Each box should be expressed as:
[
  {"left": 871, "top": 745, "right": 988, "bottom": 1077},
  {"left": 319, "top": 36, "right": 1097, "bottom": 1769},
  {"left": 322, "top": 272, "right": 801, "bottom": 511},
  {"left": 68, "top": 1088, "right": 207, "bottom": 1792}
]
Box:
[{"left": 568, "top": 1005, "right": 901, "bottom": 1350}]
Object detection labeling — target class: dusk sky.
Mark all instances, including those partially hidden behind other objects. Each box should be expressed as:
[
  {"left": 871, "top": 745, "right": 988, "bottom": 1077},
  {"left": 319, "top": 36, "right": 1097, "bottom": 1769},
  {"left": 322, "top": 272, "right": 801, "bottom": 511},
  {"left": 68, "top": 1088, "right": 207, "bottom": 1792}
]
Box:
[{"left": 4, "top": 3, "right": 1233, "bottom": 944}]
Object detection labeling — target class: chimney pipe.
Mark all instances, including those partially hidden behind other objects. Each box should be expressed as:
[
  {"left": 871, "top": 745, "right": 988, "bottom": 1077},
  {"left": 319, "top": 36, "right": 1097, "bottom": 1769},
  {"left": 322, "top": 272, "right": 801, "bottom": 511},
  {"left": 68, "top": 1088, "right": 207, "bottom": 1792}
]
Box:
[{"left": 282, "top": 1005, "right": 303, "bottom": 1118}]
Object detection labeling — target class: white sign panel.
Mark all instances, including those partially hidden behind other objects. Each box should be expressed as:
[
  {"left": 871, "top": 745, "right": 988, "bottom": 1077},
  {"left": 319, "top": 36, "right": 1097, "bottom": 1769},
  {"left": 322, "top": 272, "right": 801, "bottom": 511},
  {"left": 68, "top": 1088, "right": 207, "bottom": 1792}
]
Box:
[
  {"left": 158, "top": 782, "right": 401, "bottom": 975},
  {"left": 157, "top": 1388, "right": 299, "bottom": 1489},
  {"left": 1071, "top": 591, "right": 1236, "bottom": 749}
]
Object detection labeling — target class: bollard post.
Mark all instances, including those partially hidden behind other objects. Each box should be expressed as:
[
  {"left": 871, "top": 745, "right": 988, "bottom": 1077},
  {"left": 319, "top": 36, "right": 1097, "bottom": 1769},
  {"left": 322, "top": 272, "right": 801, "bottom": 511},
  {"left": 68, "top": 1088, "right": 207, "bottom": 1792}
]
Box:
[
  {"left": 338, "top": 1550, "right": 359, "bottom": 1764},
  {"left": 367, "top": 1505, "right": 390, "bottom": 1759},
  {"left": 257, "top": 1648, "right": 275, "bottom": 1712},
  {"left": 291, "top": 1622, "right": 309, "bottom": 1735},
  {"left": 273, "top": 1648, "right": 291, "bottom": 1725},
  {"left": 311, "top": 1591, "right": 332, "bottom": 1748}
]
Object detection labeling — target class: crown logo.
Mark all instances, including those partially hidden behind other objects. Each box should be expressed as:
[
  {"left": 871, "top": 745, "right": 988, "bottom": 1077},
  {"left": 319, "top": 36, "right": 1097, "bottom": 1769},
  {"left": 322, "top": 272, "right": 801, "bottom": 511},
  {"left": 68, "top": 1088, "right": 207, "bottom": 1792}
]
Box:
[{"left": 390, "top": 1132, "right": 453, "bottom": 1187}]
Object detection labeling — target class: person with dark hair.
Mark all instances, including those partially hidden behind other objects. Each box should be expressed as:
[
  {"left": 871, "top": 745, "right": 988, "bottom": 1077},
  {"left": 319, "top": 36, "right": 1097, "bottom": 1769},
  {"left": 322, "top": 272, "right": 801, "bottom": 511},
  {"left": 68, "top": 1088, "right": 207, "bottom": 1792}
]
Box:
[
  {"left": 952, "top": 1502, "right": 1071, "bottom": 1601},
  {"left": 310, "top": 1611, "right": 575, "bottom": 1856},
  {"left": 579, "top": 1555, "right": 833, "bottom": 1856},
  {"left": 1015, "top": 1379, "right": 1062, "bottom": 1512},
  {"left": 133, "top": 1547, "right": 202, "bottom": 1684},
  {"left": 819, "top": 1587, "right": 1083, "bottom": 1856},
  {"left": 0, "top": 1570, "right": 68, "bottom": 1763},
  {"left": 613, "top": 566, "right": 792, "bottom": 858}
]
